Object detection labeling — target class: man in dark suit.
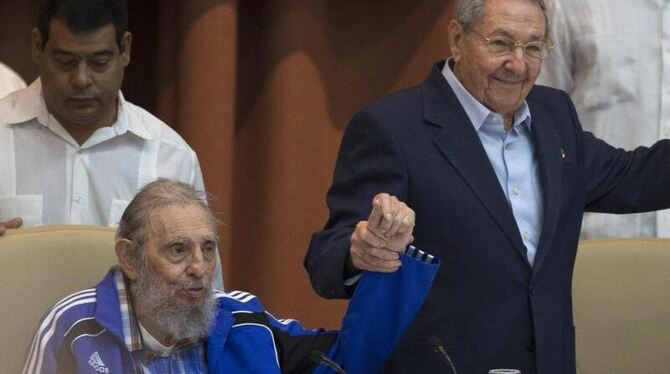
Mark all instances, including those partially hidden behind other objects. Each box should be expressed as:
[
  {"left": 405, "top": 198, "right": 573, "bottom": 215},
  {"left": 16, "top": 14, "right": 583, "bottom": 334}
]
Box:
[{"left": 305, "top": 0, "right": 670, "bottom": 373}]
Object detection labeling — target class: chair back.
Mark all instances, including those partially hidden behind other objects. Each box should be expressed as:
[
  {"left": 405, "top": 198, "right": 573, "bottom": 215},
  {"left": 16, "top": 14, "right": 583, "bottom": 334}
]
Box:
[
  {"left": 0, "top": 225, "right": 117, "bottom": 374},
  {"left": 574, "top": 238, "right": 670, "bottom": 373}
]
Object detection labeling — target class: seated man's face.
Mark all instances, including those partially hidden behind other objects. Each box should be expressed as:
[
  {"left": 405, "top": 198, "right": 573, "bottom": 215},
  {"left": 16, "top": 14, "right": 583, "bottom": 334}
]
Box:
[
  {"left": 132, "top": 203, "right": 219, "bottom": 340},
  {"left": 32, "top": 18, "right": 130, "bottom": 131}
]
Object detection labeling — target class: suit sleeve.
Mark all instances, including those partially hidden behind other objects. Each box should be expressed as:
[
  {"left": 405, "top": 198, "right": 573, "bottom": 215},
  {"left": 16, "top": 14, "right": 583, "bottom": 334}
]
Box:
[
  {"left": 560, "top": 90, "right": 670, "bottom": 213},
  {"left": 305, "top": 110, "right": 410, "bottom": 299}
]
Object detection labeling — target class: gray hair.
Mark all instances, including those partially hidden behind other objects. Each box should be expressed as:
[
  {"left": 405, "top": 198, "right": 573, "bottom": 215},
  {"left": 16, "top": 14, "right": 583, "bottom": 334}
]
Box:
[
  {"left": 116, "top": 178, "right": 218, "bottom": 263},
  {"left": 456, "top": 0, "right": 549, "bottom": 35}
]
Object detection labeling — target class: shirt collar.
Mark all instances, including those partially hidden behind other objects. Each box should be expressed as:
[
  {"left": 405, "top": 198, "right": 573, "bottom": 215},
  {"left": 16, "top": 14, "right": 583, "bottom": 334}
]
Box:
[
  {"left": 113, "top": 92, "right": 154, "bottom": 141},
  {"left": 114, "top": 267, "right": 144, "bottom": 353},
  {"left": 2, "top": 79, "right": 48, "bottom": 125},
  {"left": 441, "top": 58, "right": 532, "bottom": 133},
  {"left": 114, "top": 267, "right": 200, "bottom": 360},
  {"left": 6, "top": 78, "right": 154, "bottom": 142},
  {"left": 139, "top": 321, "right": 175, "bottom": 357}
]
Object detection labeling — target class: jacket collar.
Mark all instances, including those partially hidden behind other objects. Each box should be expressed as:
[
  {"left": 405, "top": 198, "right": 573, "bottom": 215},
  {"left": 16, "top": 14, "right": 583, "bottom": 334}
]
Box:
[
  {"left": 440, "top": 58, "right": 532, "bottom": 134},
  {"left": 423, "top": 61, "right": 564, "bottom": 273},
  {"left": 96, "top": 267, "right": 209, "bottom": 357},
  {"left": 206, "top": 294, "right": 234, "bottom": 371},
  {"left": 423, "top": 61, "right": 529, "bottom": 265},
  {"left": 94, "top": 267, "right": 142, "bottom": 353},
  {"left": 526, "top": 92, "right": 563, "bottom": 278}
]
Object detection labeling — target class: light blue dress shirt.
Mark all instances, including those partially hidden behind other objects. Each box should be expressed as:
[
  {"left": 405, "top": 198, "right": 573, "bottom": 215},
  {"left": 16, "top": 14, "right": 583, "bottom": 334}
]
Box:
[{"left": 442, "top": 61, "right": 544, "bottom": 265}]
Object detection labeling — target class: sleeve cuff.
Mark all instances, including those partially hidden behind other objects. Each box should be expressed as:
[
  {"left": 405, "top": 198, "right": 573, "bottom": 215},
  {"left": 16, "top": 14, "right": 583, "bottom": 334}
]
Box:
[{"left": 404, "top": 245, "right": 439, "bottom": 264}]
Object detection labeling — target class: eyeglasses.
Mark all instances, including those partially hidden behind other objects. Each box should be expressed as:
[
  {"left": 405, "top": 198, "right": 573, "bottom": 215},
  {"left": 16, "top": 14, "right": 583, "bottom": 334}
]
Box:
[{"left": 471, "top": 29, "right": 553, "bottom": 60}]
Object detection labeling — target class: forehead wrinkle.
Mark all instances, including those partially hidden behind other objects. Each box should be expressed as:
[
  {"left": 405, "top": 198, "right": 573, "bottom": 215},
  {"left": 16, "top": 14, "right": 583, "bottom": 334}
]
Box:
[
  {"left": 159, "top": 226, "right": 218, "bottom": 247},
  {"left": 51, "top": 49, "right": 116, "bottom": 61},
  {"left": 478, "top": 2, "right": 546, "bottom": 35},
  {"left": 147, "top": 203, "right": 218, "bottom": 242},
  {"left": 163, "top": 234, "right": 217, "bottom": 245},
  {"left": 487, "top": 28, "right": 545, "bottom": 41}
]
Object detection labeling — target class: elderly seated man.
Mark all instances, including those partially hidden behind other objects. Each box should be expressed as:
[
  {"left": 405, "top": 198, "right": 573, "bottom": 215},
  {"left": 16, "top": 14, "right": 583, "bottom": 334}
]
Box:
[{"left": 22, "top": 179, "right": 437, "bottom": 373}]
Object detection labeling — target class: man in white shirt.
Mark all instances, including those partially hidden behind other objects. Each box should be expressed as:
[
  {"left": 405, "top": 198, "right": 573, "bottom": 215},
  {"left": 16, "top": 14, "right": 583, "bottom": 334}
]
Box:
[
  {"left": 0, "top": 61, "right": 26, "bottom": 98},
  {"left": 0, "top": 0, "right": 222, "bottom": 288},
  {"left": 537, "top": 0, "right": 670, "bottom": 239}
]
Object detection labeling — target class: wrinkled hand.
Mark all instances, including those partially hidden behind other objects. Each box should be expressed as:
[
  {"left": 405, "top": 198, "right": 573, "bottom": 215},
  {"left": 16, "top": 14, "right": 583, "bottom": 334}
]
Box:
[
  {"left": 349, "top": 193, "right": 415, "bottom": 273},
  {"left": 0, "top": 217, "right": 23, "bottom": 236}
]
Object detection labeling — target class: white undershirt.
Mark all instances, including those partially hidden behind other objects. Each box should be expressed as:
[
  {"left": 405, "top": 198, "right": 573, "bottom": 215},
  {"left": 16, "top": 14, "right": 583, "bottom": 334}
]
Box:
[{"left": 138, "top": 321, "right": 175, "bottom": 357}]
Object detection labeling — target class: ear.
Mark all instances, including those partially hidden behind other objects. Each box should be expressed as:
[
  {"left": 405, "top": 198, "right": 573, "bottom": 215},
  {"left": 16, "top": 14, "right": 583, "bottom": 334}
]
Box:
[
  {"left": 116, "top": 238, "right": 139, "bottom": 280},
  {"left": 448, "top": 20, "right": 464, "bottom": 63},
  {"left": 119, "top": 31, "right": 132, "bottom": 67},
  {"left": 31, "top": 28, "right": 44, "bottom": 65}
]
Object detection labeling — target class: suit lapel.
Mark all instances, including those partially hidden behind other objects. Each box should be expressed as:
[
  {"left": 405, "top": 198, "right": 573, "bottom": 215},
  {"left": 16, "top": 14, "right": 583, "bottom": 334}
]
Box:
[
  {"left": 422, "top": 64, "right": 527, "bottom": 262},
  {"left": 528, "top": 97, "right": 562, "bottom": 278}
]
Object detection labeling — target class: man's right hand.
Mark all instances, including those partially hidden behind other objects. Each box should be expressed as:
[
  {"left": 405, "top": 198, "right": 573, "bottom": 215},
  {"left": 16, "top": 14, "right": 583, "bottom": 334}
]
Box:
[
  {"left": 349, "top": 193, "right": 415, "bottom": 273},
  {"left": 0, "top": 217, "right": 23, "bottom": 236}
]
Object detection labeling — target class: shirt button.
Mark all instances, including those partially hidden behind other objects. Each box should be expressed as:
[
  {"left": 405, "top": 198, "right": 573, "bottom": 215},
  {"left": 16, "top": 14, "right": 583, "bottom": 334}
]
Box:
[
  {"left": 73, "top": 195, "right": 82, "bottom": 203},
  {"left": 513, "top": 187, "right": 520, "bottom": 195},
  {"left": 523, "top": 231, "right": 530, "bottom": 240}
]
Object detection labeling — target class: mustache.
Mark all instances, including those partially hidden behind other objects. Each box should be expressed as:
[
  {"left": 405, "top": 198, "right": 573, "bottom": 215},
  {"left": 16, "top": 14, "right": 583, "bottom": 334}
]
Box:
[
  {"left": 130, "top": 270, "right": 217, "bottom": 341},
  {"left": 493, "top": 75, "right": 526, "bottom": 83},
  {"left": 67, "top": 95, "right": 98, "bottom": 100},
  {"left": 172, "top": 277, "right": 211, "bottom": 291},
  {"left": 492, "top": 69, "right": 527, "bottom": 83},
  {"left": 68, "top": 89, "right": 100, "bottom": 99}
]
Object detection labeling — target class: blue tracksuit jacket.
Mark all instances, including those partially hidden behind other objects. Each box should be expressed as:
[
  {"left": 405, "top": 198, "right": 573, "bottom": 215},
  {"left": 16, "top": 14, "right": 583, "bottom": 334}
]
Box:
[{"left": 23, "top": 250, "right": 438, "bottom": 373}]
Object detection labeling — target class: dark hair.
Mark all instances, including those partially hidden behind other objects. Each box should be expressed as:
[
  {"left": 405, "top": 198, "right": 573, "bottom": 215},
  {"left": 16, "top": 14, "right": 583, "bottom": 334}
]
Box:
[{"left": 38, "top": 0, "right": 128, "bottom": 47}]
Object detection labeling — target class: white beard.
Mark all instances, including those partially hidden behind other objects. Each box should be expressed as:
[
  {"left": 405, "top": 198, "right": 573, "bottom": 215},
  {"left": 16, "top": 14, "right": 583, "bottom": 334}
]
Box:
[{"left": 131, "top": 268, "right": 217, "bottom": 341}]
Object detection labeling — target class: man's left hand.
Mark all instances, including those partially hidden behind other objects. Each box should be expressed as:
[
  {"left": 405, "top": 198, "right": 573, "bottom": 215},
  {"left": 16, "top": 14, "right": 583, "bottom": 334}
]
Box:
[{"left": 367, "top": 193, "right": 415, "bottom": 253}]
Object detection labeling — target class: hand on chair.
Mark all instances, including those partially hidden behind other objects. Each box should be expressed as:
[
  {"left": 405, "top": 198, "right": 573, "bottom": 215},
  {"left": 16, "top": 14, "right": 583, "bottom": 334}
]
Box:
[{"left": 0, "top": 217, "right": 23, "bottom": 236}]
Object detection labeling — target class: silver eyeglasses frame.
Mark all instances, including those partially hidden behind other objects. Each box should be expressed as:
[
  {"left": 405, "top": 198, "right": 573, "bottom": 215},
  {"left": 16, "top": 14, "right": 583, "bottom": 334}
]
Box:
[{"left": 470, "top": 29, "right": 554, "bottom": 60}]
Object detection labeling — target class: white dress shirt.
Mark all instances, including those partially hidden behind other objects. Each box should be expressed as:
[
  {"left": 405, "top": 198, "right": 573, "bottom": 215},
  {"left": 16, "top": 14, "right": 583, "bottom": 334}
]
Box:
[
  {"left": 537, "top": 0, "right": 670, "bottom": 238},
  {"left": 0, "top": 61, "right": 26, "bottom": 99},
  {"left": 0, "top": 79, "right": 224, "bottom": 290},
  {"left": 0, "top": 79, "right": 205, "bottom": 227}
]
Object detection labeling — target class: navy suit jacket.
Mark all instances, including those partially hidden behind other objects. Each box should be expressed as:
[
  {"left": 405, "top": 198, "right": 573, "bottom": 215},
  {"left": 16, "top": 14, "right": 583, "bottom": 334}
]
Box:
[{"left": 305, "top": 62, "right": 670, "bottom": 374}]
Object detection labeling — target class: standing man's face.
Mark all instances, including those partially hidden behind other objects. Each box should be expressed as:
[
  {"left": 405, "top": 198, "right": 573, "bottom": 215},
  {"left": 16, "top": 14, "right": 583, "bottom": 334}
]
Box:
[
  {"left": 449, "top": 0, "right": 546, "bottom": 124},
  {"left": 31, "top": 18, "right": 131, "bottom": 135}
]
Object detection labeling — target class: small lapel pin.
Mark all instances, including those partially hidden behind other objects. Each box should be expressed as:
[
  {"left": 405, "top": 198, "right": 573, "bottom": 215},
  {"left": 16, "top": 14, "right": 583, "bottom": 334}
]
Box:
[{"left": 560, "top": 148, "right": 566, "bottom": 160}]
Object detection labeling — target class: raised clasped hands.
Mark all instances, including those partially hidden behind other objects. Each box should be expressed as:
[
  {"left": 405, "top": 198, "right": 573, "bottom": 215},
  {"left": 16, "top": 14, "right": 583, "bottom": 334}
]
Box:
[{"left": 349, "top": 193, "right": 415, "bottom": 273}]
